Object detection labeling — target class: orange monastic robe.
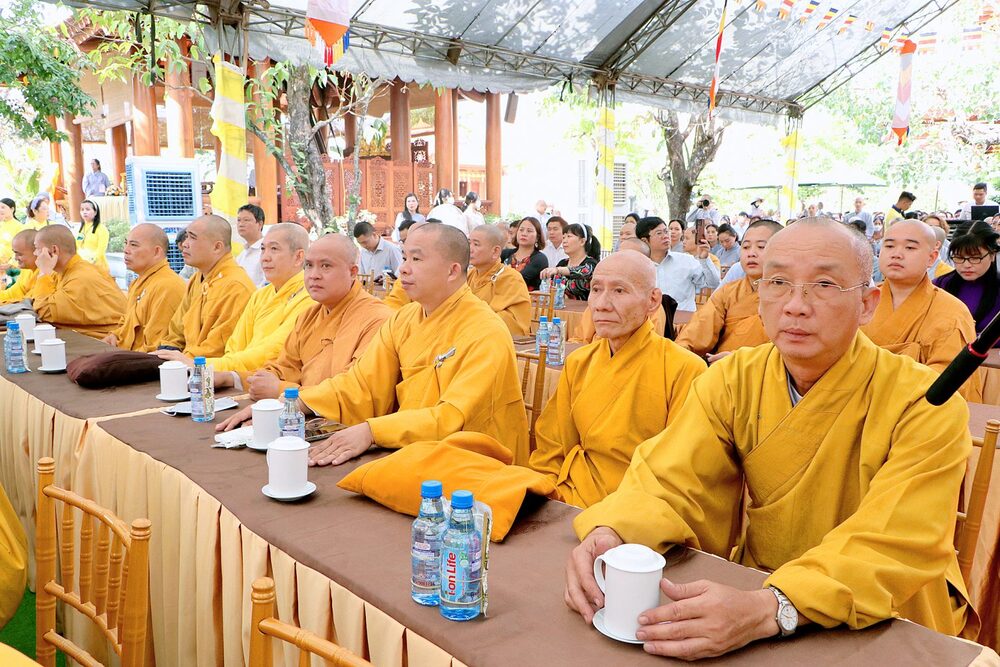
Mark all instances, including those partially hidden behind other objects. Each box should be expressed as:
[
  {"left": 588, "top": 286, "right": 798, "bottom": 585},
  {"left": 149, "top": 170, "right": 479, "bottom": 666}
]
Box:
[
  {"left": 112, "top": 259, "right": 186, "bottom": 352},
  {"left": 466, "top": 262, "right": 531, "bottom": 335},
  {"left": 674, "top": 276, "right": 769, "bottom": 356},
  {"left": 32, "top": 255, "right": 126, "bottom": 339},
  {"left": 383, "top": 279, "right": 412, "bottom": 310}
]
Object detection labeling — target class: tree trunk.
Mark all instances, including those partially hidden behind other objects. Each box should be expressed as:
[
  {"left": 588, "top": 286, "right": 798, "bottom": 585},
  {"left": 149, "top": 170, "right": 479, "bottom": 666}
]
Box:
[
  {"left": 656, "top": 110, "right": 727, "bottom": 221},
  {"left": 286, "top": 64, "right": 335, "bottom": 232},
  {"left": 345, "top": 77, "right": 378, "bottom": 236}
]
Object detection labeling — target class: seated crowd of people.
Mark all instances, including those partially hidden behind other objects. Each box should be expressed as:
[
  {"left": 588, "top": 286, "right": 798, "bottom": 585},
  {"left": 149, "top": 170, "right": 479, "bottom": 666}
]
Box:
[{"left": 0, "top": 179, "right": 997, "bottom": 660}]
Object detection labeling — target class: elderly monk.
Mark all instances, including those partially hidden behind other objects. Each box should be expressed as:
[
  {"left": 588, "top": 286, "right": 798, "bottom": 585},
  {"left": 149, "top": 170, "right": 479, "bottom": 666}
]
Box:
[
  {"left": 529, "top": 251, "right": 705, "bottom": 508},
  {"left": 294, "top": 223, "right": 529, "bottom": 467},
  {"left": 861, "top": 219, "right": 982, "bottom": 402},
  {"left": 214, "top": 234, "right": 392, "bottom": 400},
  {"left": 467, "top": 224, "right": 531, "bottom": 335},
  {"left": 566, "top": 218, "right": 976, "bottom": 660},
  {"left": 156, "top": 223, "right": 311, "bottom": 372},
  {"left": 31, "top": 225, "right": 125, "bottom": 339},
  {"left": 675, "top": 219, "right": 781, "bottom": 362},
  {"left": 157, "top": 215, "right": 256, "bottom": 357},
  {"left": 0, "top": 230, "right": 40, "bottom": 304},
  {"left": 571, "top": 238, "right": 667, "bottom": 342},
  {"left": 101, "top": 224, "right": 185, "bottom": 352}
]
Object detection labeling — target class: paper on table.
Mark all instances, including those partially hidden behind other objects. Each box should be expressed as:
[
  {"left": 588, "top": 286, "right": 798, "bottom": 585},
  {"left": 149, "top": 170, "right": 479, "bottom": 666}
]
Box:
[{"left": 160, "top": 397, "right": 239, "bottom": 416}]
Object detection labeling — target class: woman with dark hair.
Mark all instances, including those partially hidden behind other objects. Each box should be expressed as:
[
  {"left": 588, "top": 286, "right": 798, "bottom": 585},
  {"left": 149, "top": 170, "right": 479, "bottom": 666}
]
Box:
[
  {"left": 76, "top": 199, "right": 110, "bottom": 272},
  {"left": 426, "top": 188, "right": 468, "bottom": 235},
  {"left": 0, "top": 197, "right": 19, "bottom": 270},
  {"left": 26, "top": 195, "right": 51, "bottom": 229},
  {"left": 540, "top": 223, "right": 600, "bottom": 300},
  {"left": 668, "top": 218, "right": 685, "bottom": 254},
  {"left": 501, "top": 216, "right": 549, "bottom": 290},
  {"left": 394, "top": 192, "right": 425, "bottom": 228},
  {"left": 934, "top": 222, "right": 1000, "bottom": 343},
  {"left": 464, "top": 191, "right": 485, "bottom": 230}
]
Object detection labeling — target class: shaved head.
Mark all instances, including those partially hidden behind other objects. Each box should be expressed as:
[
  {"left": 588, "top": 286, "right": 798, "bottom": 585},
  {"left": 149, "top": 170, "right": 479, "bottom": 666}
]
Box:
[
  {"left": 13, "top": 228, "right": 36, "bottom": 247},
  {"left": 266, "top": 222, "right": 310, "bottom": 253},
  {"left": 589, "top": 250, "right": 661, "bottom": 350},
  {"left": 469, "top": 224, "right": 506, "bottom": 269},
  {"left": 131, "top": 223, "right": 170, "bottom": 254},
  {"left": 35, "top": 225, "right": 76, "bottom": 255},
  {"left": 879, "top": 219, "right": 938, "bottom": 286},
  {"left": 312, "top": 233, "right": 358, "bottom": 266},
  {"left": 182, "top": 215, "right": 234, "bottom": 272},
  {"left": 125, "top": 223, "right": 170, "bottom": 274},
  {"left": 887, "top": 219, "right": 936, "bottom": 247},
  {"left": 12, "top": 229, "right": 37, "bottom": 270},
  {"left": 595, "top": 250, "right": 656, "bottom": 291},
  {"left": 400, "top": 223, "right": 472, "bottom": 311},
  {"left": 472, "top": 224, "right": 506, "bottom": 249},
  {"left": 410, "top": 223, "right": 471, "bottom": 266},
  {"left": 303, "top": 233, "right": 360, "bottom": 307},
  {"left": 769, "top": 217, "right": 872, "bottom": 283},
  {"left": 617, "top": 237, "right": 651, "bottom": 257},
  {"left": 197, "top": 214, "right": 234, "bottom": 249}
]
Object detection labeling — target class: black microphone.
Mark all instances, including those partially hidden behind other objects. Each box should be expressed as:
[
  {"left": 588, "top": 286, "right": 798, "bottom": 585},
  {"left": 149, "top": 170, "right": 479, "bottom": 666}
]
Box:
[{"left": 926, "top": 308, "right": 1000, "bottom": 405}]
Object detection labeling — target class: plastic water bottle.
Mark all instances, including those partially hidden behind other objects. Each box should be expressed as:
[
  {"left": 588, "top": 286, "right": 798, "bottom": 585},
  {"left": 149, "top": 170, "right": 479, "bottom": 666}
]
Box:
[
  {"left": 538, "top": 276, "right": 550, "bottom": 293},
  {"left": 548, "top": 317, "right": 565, "bottom": 367},
  {"left": 553, "top": 278, "right": 566, "bottom": 309},
  {"left": 278, "top": 387, "right": 306, "bottom": 439},
  {"left": 4, "top": 322, "right": 27, "bottom": 374},
  {"left": 190, "top": 357, "right": 215, "bottom": 422},
  {"left": 535, "top": 316, "right": 549, "bottom": 356},
  {"left": 411, "top": 480, "right": 447, "bottom": 606},
  {"left": 439, "top": 490, "right": 482, "bottom": 621}
]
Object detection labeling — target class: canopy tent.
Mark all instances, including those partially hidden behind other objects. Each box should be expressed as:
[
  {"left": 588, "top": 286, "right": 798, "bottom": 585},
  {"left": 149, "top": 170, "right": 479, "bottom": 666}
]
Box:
[
  {"left": 735, "top": 165, "right": 887, "bottom": 214},
  {"left": 60, "top": 0, "right": 960, "bottom": 124}
]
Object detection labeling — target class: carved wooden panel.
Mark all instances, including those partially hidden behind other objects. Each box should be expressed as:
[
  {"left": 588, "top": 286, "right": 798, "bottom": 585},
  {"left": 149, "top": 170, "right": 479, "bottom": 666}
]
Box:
[{"left": 414, "top": 163, "right": 434, "bottom": 211}]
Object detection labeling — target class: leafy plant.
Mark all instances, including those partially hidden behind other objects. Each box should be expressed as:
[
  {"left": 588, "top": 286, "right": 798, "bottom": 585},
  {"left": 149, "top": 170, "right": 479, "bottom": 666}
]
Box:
[
  {"left": 0, "top": 144, "right": 57, "bottom": 216},
  {"left": 104, "top": 216, "right": 129, "bottom": 253}
]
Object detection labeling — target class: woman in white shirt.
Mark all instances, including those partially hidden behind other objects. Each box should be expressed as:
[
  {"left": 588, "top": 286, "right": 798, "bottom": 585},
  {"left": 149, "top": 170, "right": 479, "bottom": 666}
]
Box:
[
  {"left": 463, "top": 191, "right": 485, "bottom": 231},
  {"left": 426, "top": 189, "right": 469, "bottom": 236}
]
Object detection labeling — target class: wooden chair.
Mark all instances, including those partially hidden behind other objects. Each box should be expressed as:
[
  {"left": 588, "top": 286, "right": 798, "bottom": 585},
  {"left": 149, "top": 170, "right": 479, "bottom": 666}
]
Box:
[
  {"left": 249, "top": 577, "right": 371, "bottom": 667},
  {"left": 530, "top": 292, "right": 555, "bottom": 327},
  {"left": 382, "top": 272, "right": 395, "bottom": 294},
  {"left": 694, "top": 287, "right": 713, "bottom": 307},
  {"left": 956, "top": 419, "right": 997, "bottom": 586},
  {"left": 515, "top": 345, "right": 548, "bottom": 454},
  {"left": 358, "top": 272, "right": 376, "bottom": 295},
  {"left": 35, "top": 457, "right": 151, "bottom": 667}
]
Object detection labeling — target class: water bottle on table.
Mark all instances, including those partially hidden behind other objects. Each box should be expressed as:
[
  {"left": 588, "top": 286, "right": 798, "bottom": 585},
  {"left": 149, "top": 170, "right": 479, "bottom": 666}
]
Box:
[
  {"left": 535, "top": 316, "right": 549, "bottom": 356},
  {"left": 411, "top": 480, "right": 446, "bottom": 606},
  {"left": 553, "top": 278, "right": 566, "bottom": 309},
  {"left": 548, "top": 317, "right": 565, "bottom": 366},
  {"left": 4, "top": 322, "right": 27, "bottom": 374},
  {"left": 278, "top": 387, "right": 306, "bottom": 439},
  {"left": 538, "top": 276, "right": 550, "bottom": 293},
  {"left": 190, "top": 357, "right": 215, "bottom": 422},
  {"left": 439, "top": 490, "right": 483, "bottom": 621}
]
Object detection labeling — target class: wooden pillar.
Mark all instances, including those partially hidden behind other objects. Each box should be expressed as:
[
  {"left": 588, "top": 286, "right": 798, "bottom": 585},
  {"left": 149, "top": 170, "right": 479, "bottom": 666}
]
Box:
[
  {"left": 131, "top": 76, "right": 160, "bottom": 156},
  {"left": 61, "top": 114, "right": 85, "bottom": 220},
  {"left": 434, "top": 88, "right": 454, "bottom": 191},
  {"left": 485, "top": 92, "right": 502, "bottom": 216},
  {"left": 164, "top": 44, "right": 195, "bottom": 158},
  {"left": 343, "top": 112, "right": 357, "bottom": 157},
  {"left": 110, "top": 124, "right": 129, "bottom": 188},
  {"left": 249, "top": 60, "right": 279, "bottom": 226},
  {"left": 389, "top": 79, "right": 411, "bottom": 163},
  {"left": 47, "top": 117, "right": 65, "bottom": 198},
  {"left": 451, "top": 89, "right": 459, "bottom": 193}
]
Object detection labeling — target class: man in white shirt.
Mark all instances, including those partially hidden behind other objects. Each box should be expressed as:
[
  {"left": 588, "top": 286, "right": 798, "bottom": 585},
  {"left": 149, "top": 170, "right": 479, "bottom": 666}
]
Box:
[
  {"left": 535, "top": 199, "right": 552, "bottom": 226},
  {"left": 82, "top": 159, "right": 112, "bottom": 197},
  {"left": 637, "top": 216, "right": 719, "bottom": 311},
  {"left": 542, "top": 216, "right": 569, "bottom": 268},
  {"left": 850, "top": 197, "right": 875, "bottom": 238},
  {"left": 686, "top": 195, "right": 721, "bottom": 226},
  {"left": 959, "top": 182, "right": 997, "bottom": 220},
  {"left": 352, "top": 220, "right": 403, "bottom": 278},
  {"left": 235, "top": 203, "right": 266, "bottom": 286}
]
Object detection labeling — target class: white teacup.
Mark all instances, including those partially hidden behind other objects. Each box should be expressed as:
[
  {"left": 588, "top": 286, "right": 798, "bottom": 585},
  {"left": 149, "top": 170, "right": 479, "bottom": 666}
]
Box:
[
  {"left": 158, "top": 360, "right": 189, "bottom": 399},
  {"left": 594, "top": 544, "right": 666, "bottom": 641},
  {"left": 32, "top": 324, "right": 55, "bottom": 354},
  {"left": 39, "top": 338, "right": 66, "bottom": 370},
  {"left": 265, "top": 436, "right": 310, "bottom": 495},
  {"left": 14, "top": 313, "right": 35, "bottom": 341},
  {"left": 251, "top": 399, "right": 283, "bottom": 449}
]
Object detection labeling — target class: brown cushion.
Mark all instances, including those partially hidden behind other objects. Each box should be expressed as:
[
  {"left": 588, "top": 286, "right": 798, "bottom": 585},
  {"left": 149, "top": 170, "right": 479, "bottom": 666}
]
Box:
[{"left": 67, "top": 351, "right": 162, "bottom": 389}]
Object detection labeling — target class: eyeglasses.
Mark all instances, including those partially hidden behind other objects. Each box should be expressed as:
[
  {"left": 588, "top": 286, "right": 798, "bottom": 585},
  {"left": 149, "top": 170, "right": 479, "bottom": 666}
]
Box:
[
  {"left": 952, "top": 254, "right": 992, "bottom": 265},
  {"left": 754, "top": 278, "right": 869, "bottom": 302}
]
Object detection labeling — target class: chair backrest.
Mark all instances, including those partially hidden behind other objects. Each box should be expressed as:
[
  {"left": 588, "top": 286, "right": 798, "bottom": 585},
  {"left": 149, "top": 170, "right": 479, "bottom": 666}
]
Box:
[
  {"left": 530, "top": 292, "right": 555, "bottom": 328},
  {"left": 35, "top": 457, "right": 150, "bottom": 667},
  {"left": 249, "top": 577, "right": 372, "bottom": 667},
  {"left": 694, "top": 287, "right": 713, "bottom": 306},
  {"left": 956, "top": 419, "right": 997, "bottom": 586},
  {"left": 515, "top": 345, "right": 548, "bottom": 453},
  {"left": 358, "top": 272, "right": 376, "bottom": 295}
]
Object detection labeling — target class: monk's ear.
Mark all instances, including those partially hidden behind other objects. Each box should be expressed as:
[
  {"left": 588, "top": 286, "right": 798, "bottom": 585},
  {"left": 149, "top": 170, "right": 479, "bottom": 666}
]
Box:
[
  {"left": 649, "top": 287, "right": 662, "bottom": 316},
  {"left": 349, "top": 264, "right": 359, "bottom": 278},
  {"left": 927, "top": 246, "right": 939, "bottom": 269},
  {"left": 859, "top": 286, "right": 881, "bottom": 326}
]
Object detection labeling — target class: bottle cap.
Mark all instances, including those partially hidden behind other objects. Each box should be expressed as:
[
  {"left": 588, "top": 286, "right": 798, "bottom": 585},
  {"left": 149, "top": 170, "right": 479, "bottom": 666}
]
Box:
[
  {"left": 421, "top": 480, "right": 443, "bottom": 499},
  {"left": 6, "top": 322, "right": 18, "bottom": 331},
  {"left": 539, "top": 316, "right": 548, "bottom": 323},
  {"left": 194, "top": 356, "right": 206, "bottom": 366},
  {"left": 451, "top": 490, "right": 474, "bottom": 509},
  {"left": 284, "top": 387, "right": 299, "bottom": 399},
  {"left": 553, "top": 317, "right": 561, "bottom": 324}
]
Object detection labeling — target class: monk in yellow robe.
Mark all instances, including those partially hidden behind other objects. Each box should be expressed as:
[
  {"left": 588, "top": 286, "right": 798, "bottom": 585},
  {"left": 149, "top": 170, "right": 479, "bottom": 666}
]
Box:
[
  {"left": 566, "top": 219, "right": 975, "bottom": 660},
  {"left": 675, "top": 219, "right": 781, "bottom": 360},
  {"left": 529, "top": 251, "right": 705, "bottom": 508},
  {"left": 0, "top": 230, "right": 40, "bottom": 304},
  {"left": 467, "top": 224, "right": 531, "bottom": 335},
  {"left": 101, "top": 224, "right": 185, "bottom": 352},
  {"left": 861, "top": 220, "right": 982, "bottom": 402},
  {"left": 383, "top": 274, "right": 412, "bottom": 310},
  {"left": 31, "top": 225, "right": 125, "bottom": 339},
  {"left": 156, "top": 215, "right": 255, "bottom": 357},
  {"left": 215, "top": 235, "right": 392, "bottom": 409},
  {"left": 294, "top": 223, "right": 530, "bottom": 466},
  {"left": 156, "top": 223, "right": 311, "bottom": 372}
]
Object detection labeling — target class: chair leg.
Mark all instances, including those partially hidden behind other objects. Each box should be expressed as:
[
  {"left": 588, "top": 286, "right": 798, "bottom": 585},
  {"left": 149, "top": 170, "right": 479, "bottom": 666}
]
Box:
[{"left": 249, "top": 577, "right": 276, "bottom": 667}]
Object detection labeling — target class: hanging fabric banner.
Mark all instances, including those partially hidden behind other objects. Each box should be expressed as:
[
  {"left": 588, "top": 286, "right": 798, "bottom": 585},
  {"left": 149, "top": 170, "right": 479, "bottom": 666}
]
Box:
[
  {"left": 708, "top": 0, "right": 729, "bottom": 120},
  {"left": 305, "top": 0, "right": 350, "bottom": 66},
  {"left": 917, "top": 32, "right": 937, "bottom": 53},
  {"left": 595, "top": 105, "right": 616, "bottom": 249},
  {"left": 799, "top": 0, "right": 819, "bottom": 23},
  {"left": 838, "top": 14, "right": 856, "bottom": 34},
  {"left": 964, "top": 26, "right": 984, "bottom": 50},
  {"left": 210, "top": 53, "right": 247, "bottom": 228},
  {"left": 890, "top": 40, "right": 916, "bottom": 146},
  {"left": 879, "top": 28, "right": 892, "bottom": 50},
  {"left": 777, "top": 0, "right": 796, "bottom": 19},
  {"left": 780, "top": 123, "right": 802, "bottom": 220},
  {"left": 754, "top": 0, "right": 767, "bottom": 11},
  {"left": 864, "top": 21, "right": 875, "bottom": 31},
  {"left": 817, "top": 7, "right": 839, "bottom": 30}
]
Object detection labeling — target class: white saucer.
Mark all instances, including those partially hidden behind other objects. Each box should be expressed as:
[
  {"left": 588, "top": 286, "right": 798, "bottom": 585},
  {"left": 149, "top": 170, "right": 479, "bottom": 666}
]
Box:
[
  {"left": 155, "top": 392, "right": 190, "bottom": 402},
  {"left": 37, "top": 366, "right": 67, "bottom": 374},
  {"left": 247, "top": 439, "right": 268, "bottom": 452},
  {"left": 592, "top": 609, "right": 644, "bottom": 645},
  {"left": 262, "top": 481, "right": 316, "bottom": 501},
  {"left": 31, "top": 350, "right": 42, "bottom": 355}
]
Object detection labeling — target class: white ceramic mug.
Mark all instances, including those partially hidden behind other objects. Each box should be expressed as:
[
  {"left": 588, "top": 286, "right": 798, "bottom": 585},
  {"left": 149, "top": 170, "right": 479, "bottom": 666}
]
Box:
[
  {"left": 265, "top": 436, "right": 310, "bottom": 495},
  {"left": 158, "top": 360, "right": 189, "bottom": 398},
  {"left": 39, "top": 338, "right": 66, "bottom": 370},
  {"left": 251, "top": 399, "right": 283, "bottom": 449},
  {"left": 594, "top": 544, "right": 666, "bottom": 641},
  {"left": 14, "top": 313, "right": 35, "bottom": 341},
  {"left": 32, "top": 324, "right": 55, "bottom": 354}
]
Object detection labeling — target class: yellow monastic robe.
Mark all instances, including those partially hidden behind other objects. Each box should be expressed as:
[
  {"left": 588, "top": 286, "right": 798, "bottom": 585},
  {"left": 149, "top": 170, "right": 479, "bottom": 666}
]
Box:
[
  {"left": 206, "top": 272, "right": 311, "bottom": 373},
  {"left": 240, "top": 281, "right": 392, "bottom": 392},
  {"left": 75, "top": 222, "right": 110, "bottom": 273},
  {"left": 300, "top": 285, "right": 531, "bottom": 464},
  {"left": 112, "top": 259, "right": 186, "bottom": 352},
  {"left": 861, "top": 276, "right": 982, "bottom": 402},
  {"left": 575, "top": 333, "right": 975, "bottom": 638},
  {"left": 933, "top": 261, "right": 953, "bottom": 279},
  {"left": 0, "top": 482, "right": 27, "bottom": 628},
  {"left": 159, "top": 254, "right": 255, "bottom": 357},
  {"left": 32, "top": 255, "right": 126, "bottom": 339},
  {"left": 0, "top": 218, "right": 23, "bottom": 266},
  {"left": 466, "top": 262, "right": 531, "bottom": 336},
  {"left": 0, "top": 269, "right": 37, "bottom": 304},
  {"left": 674, "top": 276, "right": 769, "bottom": 356},
  {"left": 570, "top": 304, "right": 667, "bottom": 343},
  {"left": 529, "top": 320, "right": 705, "bottom": 508},
  {"left": 383, "top": 279, "right": 412, "bottom": 310}
]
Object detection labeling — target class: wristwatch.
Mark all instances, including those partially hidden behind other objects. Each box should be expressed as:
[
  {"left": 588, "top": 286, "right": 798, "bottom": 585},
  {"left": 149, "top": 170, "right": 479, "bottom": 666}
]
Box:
[{"left": 768, "top": 586, "right": 798, "bottom": 637}]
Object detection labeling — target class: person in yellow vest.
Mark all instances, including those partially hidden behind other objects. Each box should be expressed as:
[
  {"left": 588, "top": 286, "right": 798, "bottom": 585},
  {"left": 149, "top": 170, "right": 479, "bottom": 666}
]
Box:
[
  {"left": 566, "top": 219, "right": 976, "bottom": 658},
  {"left": 882, "top": 190, "right": 915, "bottom": 230},
  {"left": 75, "top": 199, "right": 110, "bottom": 273},
  {"left": 675, "top": 219, "right": 781, "bottom": 361},
  {"left": 0, "top": 230, "right": 40, "bottom": 304},
  {"left": 215, "top": 234, "right": 392, "bottom": 410},
  {"left": 0, "top": 197, "right": 21, "bottom": 269},
  {"left": 102, "top": 224, "right": 185, "bottom": 352},
  {"left": 31, "top": 225, "right": 125, "bottom": 339},
  {"left": 467, "top": 224, "right": 531, "bottom": 336},
  {"left": 529, "top": 251, "right": 705, "bottom": 509},
  {"left": 155, "top": 215, "right": 256, "bottom": 357},
  {"left": 296, "top": 223, "right": 530, "bottom": 466}
]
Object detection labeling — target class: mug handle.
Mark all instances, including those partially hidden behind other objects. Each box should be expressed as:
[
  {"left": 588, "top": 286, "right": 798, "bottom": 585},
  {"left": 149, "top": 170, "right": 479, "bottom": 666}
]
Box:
[{"left": 593, "top": 555, "right": 607, "bottom": 594}]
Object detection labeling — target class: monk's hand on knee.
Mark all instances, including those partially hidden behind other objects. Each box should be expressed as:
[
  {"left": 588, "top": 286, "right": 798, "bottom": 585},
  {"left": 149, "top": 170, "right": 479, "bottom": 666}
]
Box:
[
  {"left": 216, "top": 406, "right": 252, "bottom": 432},
  {"left": 565, "top": 527, "right": 623, "bottom": 623},
  {"left": 635, "top": 579, "right": 779, "bottom": 660},
  {"left": 308, "top": 423, "right": 374, "bottom": 467}
]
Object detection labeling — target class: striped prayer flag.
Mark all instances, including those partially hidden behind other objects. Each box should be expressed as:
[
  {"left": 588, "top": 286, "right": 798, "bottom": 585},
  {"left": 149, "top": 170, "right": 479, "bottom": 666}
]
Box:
[
  {"left": 799, "top": 0, "right": 819, "bottom": 23},
  {"left": 817, "top": 7, "right": 839, "bottom": 30},
  {"left": 305, "top": 0, "right": 350, "bottom": 66},
  {"left": 755, "top": 0, "right": 767, "bottom": 11},
  {"left": 917, "top": 32, "right": 937, "bottom": 53},
  {"left": 964, "top": 26, "right": 983, "bottom": 50},
  {"left": 838, "top": 14, "right": 856, "bottom": 34},
  {"left": 864, "top": 21, "right": 875, "bottom": 31},
  {"left": 893, "top": 32, "right": 909, "bottom": 52},
  {"left": 777, "top": 0, "right": 796, "bottom": 20},
  {"left": 979, "top": 3, "right": 995, "bottom": 24},
  {"left": 879, "top": 28, "right": 892, "bottom": 50},
  {"left": 709, "top": 0, "right": 729, "bottom": 121},
  {"left": 210, "top": 53, "right": 247, "bottom": 230},
  {"left": 891, "top": 40, "right": 917, "bottom": 146}
]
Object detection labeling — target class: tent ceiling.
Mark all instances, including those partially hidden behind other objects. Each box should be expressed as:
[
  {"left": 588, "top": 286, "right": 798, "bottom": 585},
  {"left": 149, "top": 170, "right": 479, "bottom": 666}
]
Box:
[{"left": 61, "top": 0, "right": 959, "bottom": 122}]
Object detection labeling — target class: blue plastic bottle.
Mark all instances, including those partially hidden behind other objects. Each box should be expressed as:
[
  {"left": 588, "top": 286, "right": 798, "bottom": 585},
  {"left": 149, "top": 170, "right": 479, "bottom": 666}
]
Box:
[
  {"left": 538, "top": 276, "right": 550, "bottom": 293},
  {"left": 439, "top": 490, "right": 482, "bottom": 621},
  {"left": 190, "top": 357, "right": 215, "bottom": 422},
  {"left": 535, "top": 316, "right": 549, "bottom": 356},
  {"left": 547, "top": 317, "right": 565, "bottom": 366},
  {"left": 278, "top": 387, "right": 306, "bottom": 438},
  {"left": 553, "top": 278, "right": 566, "bottom": 309},
  {"left": 4, "top": 322, "right": 27, "bottom": 374},
  {"left": 411, "top": 480, "right": 446, "bottom": 606}
]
